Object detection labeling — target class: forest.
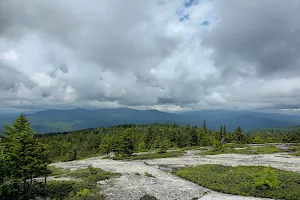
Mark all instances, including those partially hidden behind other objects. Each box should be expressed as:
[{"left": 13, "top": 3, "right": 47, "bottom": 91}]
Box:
[
  {"left": 37, "top": 120, "right": 300, "bottom": 162},
  {"left": 1, "top": 114, "right": 300, "bottom": 199}
]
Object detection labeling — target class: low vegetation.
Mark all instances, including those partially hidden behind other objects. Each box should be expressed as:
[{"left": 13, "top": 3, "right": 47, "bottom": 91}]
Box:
[
  {"left": 128, "top": 151, "right": 184, "bottom": 160},
  {"left": 34, "top": 165, "right": 119, "bottom": 199},
  {"left": 69, "top": 165, "right": 119, "bottom": 183},
  {"left": 198, "top": 143, "right": 282, "bottom": 155},
  {"left": 174, "top": 164, "right": 300, "bottom": 200},
  {"left": 32, "top": 180, "right": 105, "bottom": 200},
  {"left": 144, "top": 171, "right": 155, "bottom": 178},
  {"left": 49, "top": 166, "right": 70, "bottom": 177},
  {"left": 290, "top": 144, "right": 300, "bottom": 156},
  {"left": 103, "top": 150, "right": 184, "bottom": 160},
  {"left": 140, "top": 194, "right": 158, "bottom": 200}
]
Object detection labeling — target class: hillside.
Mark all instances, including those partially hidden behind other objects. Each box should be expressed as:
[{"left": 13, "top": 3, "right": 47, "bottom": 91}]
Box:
[{"left": 1, "top": 108, "right": 300, "bottom": 133}]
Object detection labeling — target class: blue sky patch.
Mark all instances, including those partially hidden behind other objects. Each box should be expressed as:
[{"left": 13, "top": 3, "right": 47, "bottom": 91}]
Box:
[
  {"left": 180, "top": 14, "right": 190, "bottom": 22},
  {"left": 184, "top": 0, "right": 200, "bottom": 8},
  {"left": 201, "top": 21, "right": 210, "bottom": 26}
]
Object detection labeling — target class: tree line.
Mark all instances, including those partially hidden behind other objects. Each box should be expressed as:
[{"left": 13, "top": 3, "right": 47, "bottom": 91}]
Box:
[{"left": 37, "top": 120, "right": 300, "bottom": 162}]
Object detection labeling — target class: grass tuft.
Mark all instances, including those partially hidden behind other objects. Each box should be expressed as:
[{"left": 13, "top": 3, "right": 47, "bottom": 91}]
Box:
[{"left": 144, "top": 171, "right": 155, "bottom": 178}]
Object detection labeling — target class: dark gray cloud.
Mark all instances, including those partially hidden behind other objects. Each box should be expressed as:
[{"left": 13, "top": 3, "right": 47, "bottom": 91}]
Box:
[
  {"left": 0, "top": 62, "right": 35, "bottom": 92},
  {"left": 203, "top": 0, "right": 300, "bottom": 78}
]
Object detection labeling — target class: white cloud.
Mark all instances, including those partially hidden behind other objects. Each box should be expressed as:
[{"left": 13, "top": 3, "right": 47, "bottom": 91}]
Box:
[{"left": 0, "top": 50, "right": 19, "bottom": 62}]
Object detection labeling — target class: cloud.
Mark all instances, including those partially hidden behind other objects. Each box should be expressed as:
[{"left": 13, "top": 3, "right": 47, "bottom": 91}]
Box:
[
  {"left": 0, "top": 0, "right": 300, "bottom": 113},
  {"left": 203, "top": 0, "right": 300, "bottom": 78}
]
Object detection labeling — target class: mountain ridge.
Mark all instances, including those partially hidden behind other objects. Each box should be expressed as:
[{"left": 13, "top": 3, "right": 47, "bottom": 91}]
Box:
[{"left": 1, "top": 108, "right": 300, "bottom": 133}]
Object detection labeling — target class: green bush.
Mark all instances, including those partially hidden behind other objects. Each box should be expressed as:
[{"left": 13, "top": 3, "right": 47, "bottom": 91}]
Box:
[
  {"left": 76, "top": 188, "right": 89, "bottom": 197},
  {"left": 140, "top": 194, "right": 158, "bottom": 200},
  {"left": 253, "top": 135, "right": 263, "bottom": 144},
  {"left": 138, "top": 142, "right": 148, "bottom": 152},
  {"left": 211, "top": 138, "right": 222, "bottom": 152},
  {"left": 255, "top": 166, "right": 280, "bottom": 189},
  {"left": 158, "top": 139, "right": 169, "bottom": 154}
]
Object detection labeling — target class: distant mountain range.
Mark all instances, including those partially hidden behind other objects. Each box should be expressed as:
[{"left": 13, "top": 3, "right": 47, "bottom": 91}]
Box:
[{"left": 1, "top": 108, "right": 300, "bottom": 133}]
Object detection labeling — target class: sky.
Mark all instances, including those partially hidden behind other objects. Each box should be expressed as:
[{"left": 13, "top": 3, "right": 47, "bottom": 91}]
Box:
[{"left": 1, "top": 0, "right": 300, "bottom": 114}]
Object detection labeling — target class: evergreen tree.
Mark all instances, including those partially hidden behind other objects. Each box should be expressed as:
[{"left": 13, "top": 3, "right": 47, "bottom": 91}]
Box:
[
  {"left": 158, "top": 138, "right": 169, "bottom": 154},
  {"left": 118, "top": 128, "right": 134, "bottom": 157},
  {"left": 202, "top": 120, "right": 207, "bottom": 133},
  {"left": 145, "top": 127, "right": 155, "bottom": 149},
  {"left": 188, "top": 126, "right": 198, "bottom": 146},
  {"left": 220, "top": 125, "right": 223, "bottom": 134},
  {"left": 223, "top": 125, "right": 227, "bottom": 135},
  {"left": 2, "top": 114, "right": 50, "bottom": 198},
  {"left": 253, "top": 134, "right": 263, "bottom": 144},
  {"left": 0, "top": 144, "right": 7, "bottom": 189},
  {"left": 233, "top": 126, "right": 244, "bottom": 143}
]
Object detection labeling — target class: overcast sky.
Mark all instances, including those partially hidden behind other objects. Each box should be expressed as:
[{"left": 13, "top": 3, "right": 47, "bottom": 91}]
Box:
[{"left": 1, "top": 0, "right": 300, "bottom": 113}]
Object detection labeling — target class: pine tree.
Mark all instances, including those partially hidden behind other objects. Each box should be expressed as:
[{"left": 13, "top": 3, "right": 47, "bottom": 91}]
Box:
[
  {"left": 158, "top": 138, "right": 169, "bottom": 154},
  {"left": 0, "top": 143, "right": 7, "bottom": 188},
  {"left": 145, "top": 127, "right": 155, "bottom": 149},
  {"left": 188, "top": 126, "right": 198, "bottom": 146},
  {"left": 202, "top": 120, "right": 207, "bottom": 133},
  {"left": 233, "top": 126, "right": 244, "bottom": 143},
  {"left": 2, "top": 114, "right": 50, "bottom": 198},
  {"left": 223, "top": 125, "right": 227, "bottom": 135},
  {"left": 118, "top": 128, "right": 134, "bottom": 157}
]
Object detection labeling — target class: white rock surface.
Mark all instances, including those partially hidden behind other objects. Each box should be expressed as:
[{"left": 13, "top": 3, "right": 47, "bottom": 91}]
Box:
[{"left": 50, "top": 151, "right": 300, "bottom": 200}]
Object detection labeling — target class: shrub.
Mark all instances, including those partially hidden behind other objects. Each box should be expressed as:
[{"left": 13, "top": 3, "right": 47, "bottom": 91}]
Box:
[
  {"left": 158, "top": 139, "right": 169, "bottom": 154},
  {"left": 211, "top": 138, "right": 222, "bottom": 152},
  {"left": 140, "top": 194, "right": 158, "bottom": 200},
  {"left": 76, "top": 188, "right": 89, "bottom": 197},
  {"left": 253, "top": 135, "right": 263, "bottom": 144},
  {"left": 138, "top": 142, "right": 147, "bottom": 152},
  {"left": 255, "top": 166, "right": 280, "bottom": 189}
]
